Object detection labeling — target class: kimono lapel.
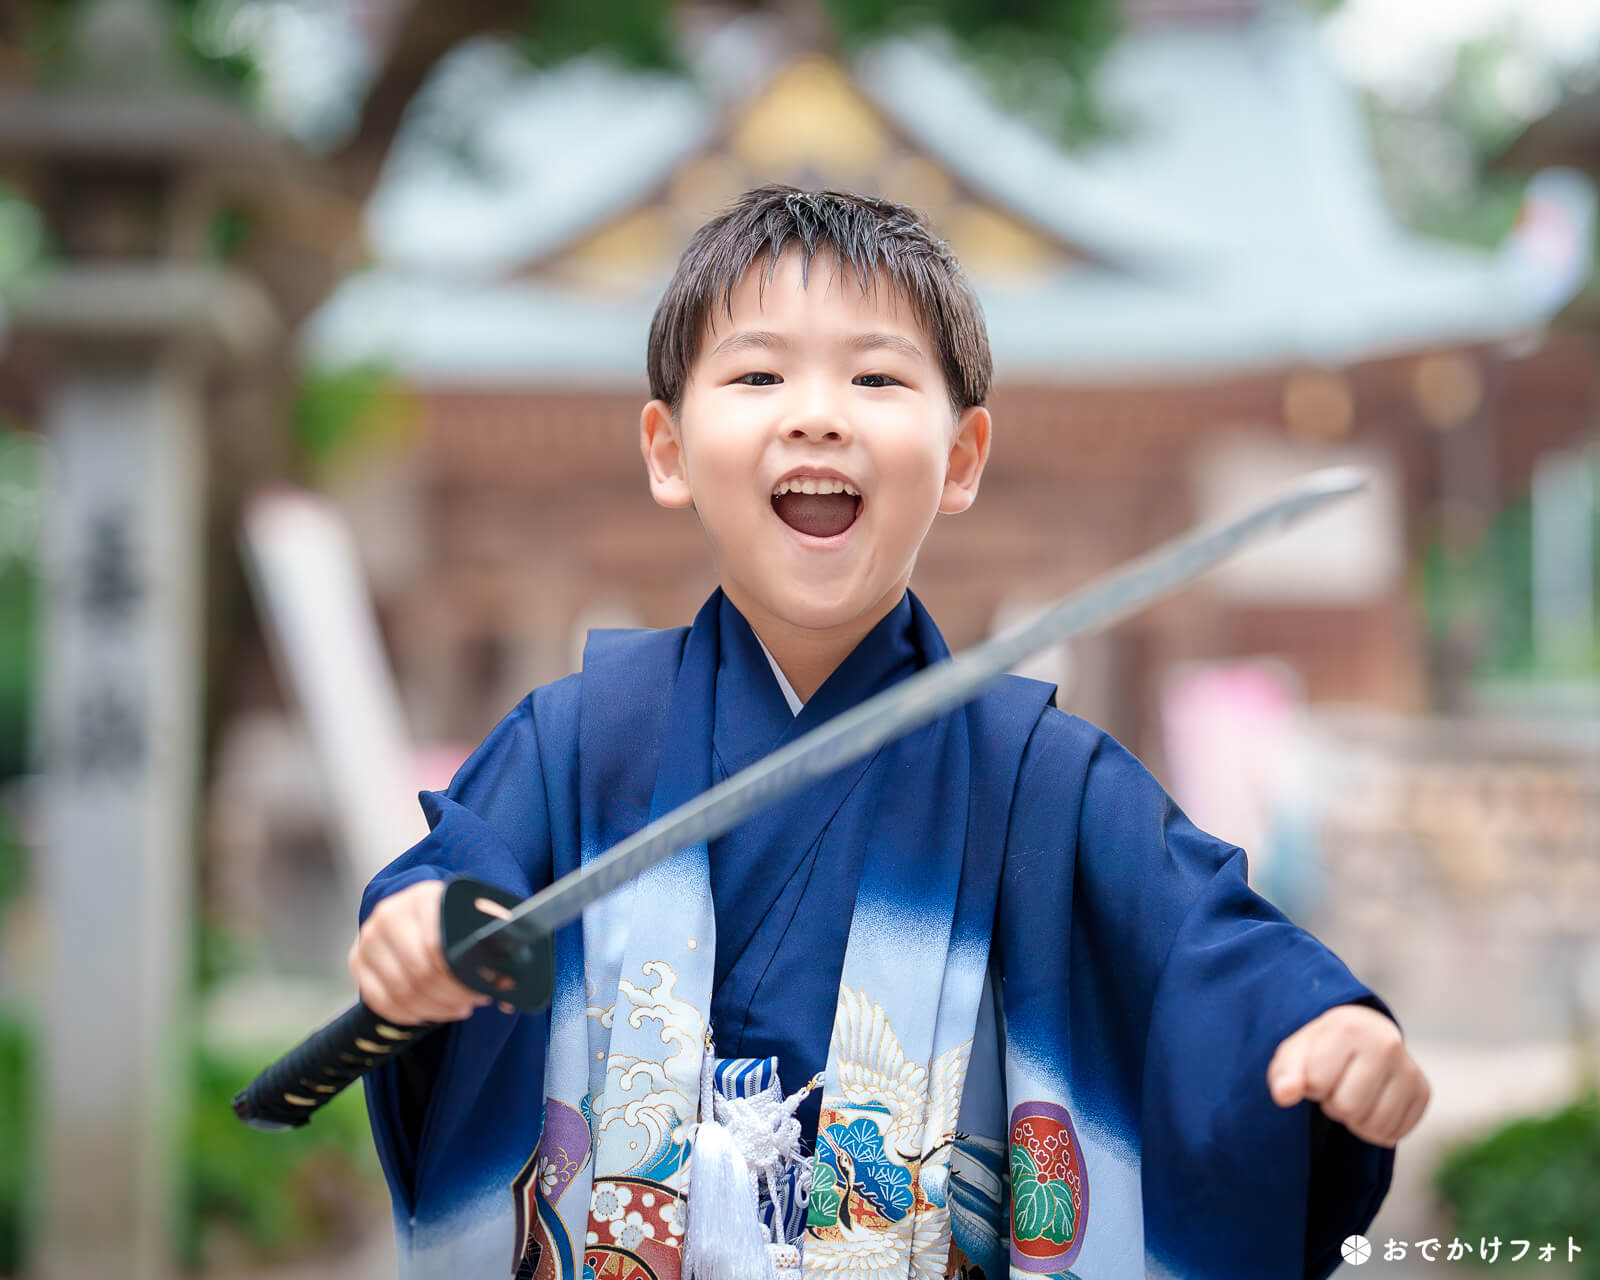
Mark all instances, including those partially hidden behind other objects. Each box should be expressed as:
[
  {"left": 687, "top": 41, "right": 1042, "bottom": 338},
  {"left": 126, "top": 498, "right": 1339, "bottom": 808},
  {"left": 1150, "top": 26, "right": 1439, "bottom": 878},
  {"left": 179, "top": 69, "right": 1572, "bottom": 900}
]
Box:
[
  {"left": 519, "top": 613, "right": 696, "bottom": 1280},
  {"left": 579, "top": 594, "right": 725, "bottom": 1280},
  {"left": 708, "top": 591, "right": 920, "bottom": 989},
  {"left": 801, "top": 594, "right": 983, "bottom": 1278}
]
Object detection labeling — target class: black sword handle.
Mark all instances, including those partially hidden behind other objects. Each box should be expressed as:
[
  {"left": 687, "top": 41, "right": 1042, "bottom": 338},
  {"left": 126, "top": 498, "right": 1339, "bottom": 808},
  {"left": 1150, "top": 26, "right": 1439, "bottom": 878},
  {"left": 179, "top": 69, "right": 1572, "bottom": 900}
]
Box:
[
  {"left": 231, "top": 999, "right": 433, "bottom": 1131},
  {"left": 232, "top": 878, "right": 555, "bottom": 1131}
]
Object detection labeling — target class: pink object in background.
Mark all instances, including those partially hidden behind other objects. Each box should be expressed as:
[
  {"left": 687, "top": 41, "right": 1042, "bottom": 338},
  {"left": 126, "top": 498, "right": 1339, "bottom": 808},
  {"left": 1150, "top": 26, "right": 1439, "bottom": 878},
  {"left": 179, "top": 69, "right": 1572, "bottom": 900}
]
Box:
[
  {"left": 1161, "top": 659, "right": 1317, "bottom": 914},
  {"left": 413, "top": 743, "right": 473, "bottom": 797}
]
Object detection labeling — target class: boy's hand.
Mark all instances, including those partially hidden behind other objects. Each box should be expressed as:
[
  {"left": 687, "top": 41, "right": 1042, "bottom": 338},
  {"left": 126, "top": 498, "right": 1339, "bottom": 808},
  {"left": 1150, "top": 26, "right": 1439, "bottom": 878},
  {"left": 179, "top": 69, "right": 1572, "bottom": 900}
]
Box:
[
  {"left": 348, "top": 880, "right": 493, "bottom": 1027},
  {"left": 1267, "top": 1003, "right": 1430, "bottom": 1148}
]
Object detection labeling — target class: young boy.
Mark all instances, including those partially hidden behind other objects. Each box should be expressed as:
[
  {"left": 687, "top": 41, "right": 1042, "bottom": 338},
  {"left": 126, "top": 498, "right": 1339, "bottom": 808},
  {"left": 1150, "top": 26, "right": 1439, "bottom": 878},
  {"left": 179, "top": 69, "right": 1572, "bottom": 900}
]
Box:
[{"left": 351, "top": 186, "right": 1428, "bottom": 1280}]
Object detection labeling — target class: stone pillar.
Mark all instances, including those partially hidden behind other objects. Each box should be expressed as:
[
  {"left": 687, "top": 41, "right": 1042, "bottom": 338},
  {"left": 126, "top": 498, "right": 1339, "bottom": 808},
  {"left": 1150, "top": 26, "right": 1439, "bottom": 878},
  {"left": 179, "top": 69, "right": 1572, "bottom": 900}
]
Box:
[
  {"left": 36, "top": 346, "right": 207, "bottom": 1280},
  {"left": 0, "top": 2, "right": 289, "bottom": 1274}
]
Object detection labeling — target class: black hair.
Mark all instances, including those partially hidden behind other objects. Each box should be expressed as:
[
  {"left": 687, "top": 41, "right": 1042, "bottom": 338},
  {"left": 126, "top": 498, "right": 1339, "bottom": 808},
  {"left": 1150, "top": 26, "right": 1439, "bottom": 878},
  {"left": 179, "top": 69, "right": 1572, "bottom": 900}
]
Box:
[{"left": 646, "top": 185, "right": 991, "bottom": 414}]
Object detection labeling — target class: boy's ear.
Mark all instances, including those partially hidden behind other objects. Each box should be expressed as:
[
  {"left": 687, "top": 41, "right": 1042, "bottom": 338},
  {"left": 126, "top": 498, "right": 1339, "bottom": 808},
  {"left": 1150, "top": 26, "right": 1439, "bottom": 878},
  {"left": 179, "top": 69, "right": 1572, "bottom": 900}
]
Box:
[
  {"left": 939, "top": 405, "right": 992, "bottom": 515},
  {"left": 640, "top": 399, "right": 695, "bottom": 509}
]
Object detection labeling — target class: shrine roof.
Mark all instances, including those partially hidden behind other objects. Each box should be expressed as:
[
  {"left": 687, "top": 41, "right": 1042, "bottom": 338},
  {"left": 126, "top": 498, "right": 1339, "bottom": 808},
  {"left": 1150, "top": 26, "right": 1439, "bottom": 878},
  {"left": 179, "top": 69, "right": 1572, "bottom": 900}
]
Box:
[{"left": 304, "top": 8, "right": 1593, "bottom": 384}]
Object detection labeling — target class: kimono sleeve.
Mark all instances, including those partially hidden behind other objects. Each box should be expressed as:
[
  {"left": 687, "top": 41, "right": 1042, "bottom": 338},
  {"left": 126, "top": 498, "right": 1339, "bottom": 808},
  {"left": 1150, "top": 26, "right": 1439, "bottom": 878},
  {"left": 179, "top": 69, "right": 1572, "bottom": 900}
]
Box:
[
  {"left": 1000, "top": 712, "right": 1393, "bottom": 1280},
  {"left": 1139, "top": 845, "right": 1394, "bottom": 1279},
  {"left": 356, "top": 689, "right": 559, "bottom": 1217}
]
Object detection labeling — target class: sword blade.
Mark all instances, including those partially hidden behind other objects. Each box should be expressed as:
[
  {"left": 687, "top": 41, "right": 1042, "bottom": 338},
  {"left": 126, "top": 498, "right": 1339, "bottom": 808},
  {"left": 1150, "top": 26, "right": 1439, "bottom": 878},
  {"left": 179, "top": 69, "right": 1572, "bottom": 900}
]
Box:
[{"left": 449, "top": 465, "right": 1366, "bottom": 966}]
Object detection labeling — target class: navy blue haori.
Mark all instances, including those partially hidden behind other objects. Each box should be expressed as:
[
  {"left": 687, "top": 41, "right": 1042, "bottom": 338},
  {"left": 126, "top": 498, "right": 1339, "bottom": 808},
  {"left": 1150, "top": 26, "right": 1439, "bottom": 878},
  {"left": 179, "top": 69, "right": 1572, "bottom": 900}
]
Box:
[{"left": 360, "top": 586, "right": 1393, "bottom": 1279}]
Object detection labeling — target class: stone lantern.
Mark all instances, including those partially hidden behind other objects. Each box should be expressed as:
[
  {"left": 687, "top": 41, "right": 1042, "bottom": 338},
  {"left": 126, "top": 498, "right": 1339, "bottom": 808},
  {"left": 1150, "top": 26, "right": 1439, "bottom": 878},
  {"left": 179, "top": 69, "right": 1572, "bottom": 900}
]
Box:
[{"left": 0, "top": 2, "right": 292, "bottom": 1276}]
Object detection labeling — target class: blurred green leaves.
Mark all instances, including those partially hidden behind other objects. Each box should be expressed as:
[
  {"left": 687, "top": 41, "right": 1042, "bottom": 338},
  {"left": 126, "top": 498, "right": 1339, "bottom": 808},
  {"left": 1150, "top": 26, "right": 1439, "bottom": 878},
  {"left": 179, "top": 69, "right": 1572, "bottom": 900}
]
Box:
[
  {"left": 1435, "top": 1091, "right": 1600, "bottom": 1277},
  {"left": 181, "top": 1043, "right": 383, "bottom": 1270},
  {"left": 516, "top": 0, "right": 1124, "bottom": 145},
  {"left": 0, "top": 812, "right": 24, "bottom": 921},
  {"left": 0, "top": 1015, "right": 30, "bottom": 1277},
  {"left": 291, "top": 364, "right": 415, "bottom": 472},
  {"left": 1421, "top": 490, "right": 1600, "bottom": 682},
  {"left": 0, "top": 429, "right": 39, "bottom": 786},
  {"left": 828, "top": 0, "right": 1120, "bottom": 143},
  {"left": 0, "top": 190, "right": 44, "bottom": 287},
  {"left": 91, "top": 0, "right": 1128, "bottom": 151},
  {"left": 1422, "top": 500, "right": 1535, "bottom": 679},
  {"left": 522, "top": 0, "right": 682, "bottom": 72},
  {"left": 0, "top": 1009, "right": 385, "bottom": 1275}
]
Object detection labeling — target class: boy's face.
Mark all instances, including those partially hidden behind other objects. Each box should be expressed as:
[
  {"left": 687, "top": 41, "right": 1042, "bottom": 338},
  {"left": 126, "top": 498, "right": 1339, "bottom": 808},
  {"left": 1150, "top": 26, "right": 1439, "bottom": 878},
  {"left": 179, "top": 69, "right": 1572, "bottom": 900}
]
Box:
[{"left": 640, "top": 247, "right": 990, "bottom": 642}]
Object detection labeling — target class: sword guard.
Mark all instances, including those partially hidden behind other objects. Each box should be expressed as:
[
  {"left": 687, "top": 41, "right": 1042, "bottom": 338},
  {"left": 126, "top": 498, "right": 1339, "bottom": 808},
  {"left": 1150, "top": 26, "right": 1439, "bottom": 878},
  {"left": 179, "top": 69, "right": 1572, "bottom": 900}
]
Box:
[{"left": 441, "top": 878, "right": 556, "bottom": 1014}]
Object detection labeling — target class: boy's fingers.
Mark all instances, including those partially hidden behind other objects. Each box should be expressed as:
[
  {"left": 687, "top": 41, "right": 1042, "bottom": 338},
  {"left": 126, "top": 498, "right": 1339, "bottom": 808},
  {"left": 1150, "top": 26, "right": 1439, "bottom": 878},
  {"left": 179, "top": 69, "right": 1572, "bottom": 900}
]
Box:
[
  {"left": 385, "top": 911, "right": 483, "bottom": 999},
  {"left": 412, "top": 941, "right": 492, "bottom": 1008},
  {"left": 1375, "top": 1065, "right": 1430, "bottom": 1146},
  {"left": 406, "top": 945, "right": 491, "bottom": 1015},
  {"left": 358, "top": 936, "right": 410, "bottom": 994},
  {"left": 393, "top": 989, "right": 475, "bottom": 1025},
  {"left": 424, "top": 971, "right": 492, "bottom": 1012},
  {"left": 353, "top": 881, "right": 501, "bottom": 1023},
  {"left": 404, "top": 964, "right": 486, "bottom": 1021},
  {"left": 359, "top": 938, "right": 464, "bottom": 1024},
  {"left": 1268, "top": 1027, "right": 1312, "bottom": 1105},
  {"left": 1300, "top": 1034, "right": 1360, "bottom": 1106},
  {"left": 1360, "top": 1076, "right": 1416, "bottom": 1147},
  {"left": 410, "top": 885, "right": 446, "bottom": 928},
  {"left": 360, "top": 976, "right": 406, "bottom": 1026},
  {"left": 1322, "top": 1054, "right": 1385, "bottom": 1131},
  {"left": 399, "top": 930, "right": 453, "bottom": 989},
  {"left": 1395, "top": 1088, "right": 1429, "bottom": 1143},
  {"left": 363, "top": 958, "right": 444, "bottom": 1023},
  {"left": 398, "top": 905, "right": 444, "bottom": 964}
]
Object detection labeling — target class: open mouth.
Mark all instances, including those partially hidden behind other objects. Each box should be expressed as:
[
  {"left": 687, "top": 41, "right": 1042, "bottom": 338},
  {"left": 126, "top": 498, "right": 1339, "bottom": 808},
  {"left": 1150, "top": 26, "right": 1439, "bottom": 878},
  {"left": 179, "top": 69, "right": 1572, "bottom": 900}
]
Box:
[{"left": 771, "top": 490, "right": 863, "bottom": 539}]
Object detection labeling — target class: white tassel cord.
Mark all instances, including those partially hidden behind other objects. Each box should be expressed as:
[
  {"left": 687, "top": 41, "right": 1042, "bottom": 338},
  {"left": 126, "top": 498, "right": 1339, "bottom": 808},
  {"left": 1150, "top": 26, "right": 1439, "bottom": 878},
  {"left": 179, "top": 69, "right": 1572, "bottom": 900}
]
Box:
[
  {"left": 720, "top": 1071, "right": 819, "bottom": 1217},
  {"left": 684, "top": 1047, "right": 777, "bottom": 1280}
]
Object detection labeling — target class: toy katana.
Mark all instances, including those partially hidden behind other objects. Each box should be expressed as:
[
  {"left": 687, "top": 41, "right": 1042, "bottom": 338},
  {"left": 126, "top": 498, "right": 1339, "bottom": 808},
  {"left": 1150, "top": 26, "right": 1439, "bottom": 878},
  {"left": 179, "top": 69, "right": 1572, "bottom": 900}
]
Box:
[{"left": 234, "top": 466, "right": 1367, "bottom": 1131}]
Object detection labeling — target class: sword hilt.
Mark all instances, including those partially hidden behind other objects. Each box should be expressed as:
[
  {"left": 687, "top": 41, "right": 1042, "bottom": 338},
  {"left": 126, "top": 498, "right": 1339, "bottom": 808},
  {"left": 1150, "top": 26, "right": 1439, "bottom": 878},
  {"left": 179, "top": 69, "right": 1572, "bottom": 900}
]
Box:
[
  {"left": 232, "top": 877, "right": 555, "bottom": 1131},
  {"left": 231, "top": 999, "right": 432, "bottom": 1130}
]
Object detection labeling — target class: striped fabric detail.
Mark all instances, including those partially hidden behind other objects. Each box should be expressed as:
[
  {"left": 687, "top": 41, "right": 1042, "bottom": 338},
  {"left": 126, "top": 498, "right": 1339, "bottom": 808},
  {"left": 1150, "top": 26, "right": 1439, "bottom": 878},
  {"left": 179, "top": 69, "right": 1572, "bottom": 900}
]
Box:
[{"left": 712, "top": 1055, "right": 809, "bottom": 1246}]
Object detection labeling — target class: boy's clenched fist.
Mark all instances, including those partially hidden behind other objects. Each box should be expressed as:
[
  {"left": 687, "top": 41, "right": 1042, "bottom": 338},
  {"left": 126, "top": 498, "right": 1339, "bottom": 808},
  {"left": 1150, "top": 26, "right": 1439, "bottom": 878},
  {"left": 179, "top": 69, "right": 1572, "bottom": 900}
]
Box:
[
  {"left": 348, "top": 879, "right": 491, "bottom": 1027},
  {"left": 1268, "top": 1003, "right": 1430, "bottom": 1148}
]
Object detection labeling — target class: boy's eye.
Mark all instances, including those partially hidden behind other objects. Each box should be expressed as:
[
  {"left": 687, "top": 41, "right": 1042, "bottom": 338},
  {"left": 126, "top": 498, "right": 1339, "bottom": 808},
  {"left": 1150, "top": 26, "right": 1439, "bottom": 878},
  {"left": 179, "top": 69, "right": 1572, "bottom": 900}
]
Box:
[
  {"left": 854, "top": 373, "right": 902, "bottom": 388},
  {"left": 734, "top": 372, "right": 780, "bottom": 386}
]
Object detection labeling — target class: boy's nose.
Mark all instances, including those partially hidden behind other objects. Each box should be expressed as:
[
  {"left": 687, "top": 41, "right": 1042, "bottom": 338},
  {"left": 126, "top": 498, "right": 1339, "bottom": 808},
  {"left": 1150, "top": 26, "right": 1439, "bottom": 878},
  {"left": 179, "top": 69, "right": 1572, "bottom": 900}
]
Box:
[
  {"left": 785, "top": 419, "right": 847, "bottom": 442},
  {"left": 781, "top": 393, "right": 851, "bottom": 443},
  {"left": 774, "top": 374, "right": 851, "bottom": 444}
]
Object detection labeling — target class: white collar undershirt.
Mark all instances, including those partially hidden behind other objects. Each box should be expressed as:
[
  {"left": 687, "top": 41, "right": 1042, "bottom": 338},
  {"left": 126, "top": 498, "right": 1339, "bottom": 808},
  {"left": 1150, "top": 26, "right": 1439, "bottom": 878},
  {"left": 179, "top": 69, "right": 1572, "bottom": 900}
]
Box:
[{"left": 752, "top": 631, "right": 804, "bottom": 716}]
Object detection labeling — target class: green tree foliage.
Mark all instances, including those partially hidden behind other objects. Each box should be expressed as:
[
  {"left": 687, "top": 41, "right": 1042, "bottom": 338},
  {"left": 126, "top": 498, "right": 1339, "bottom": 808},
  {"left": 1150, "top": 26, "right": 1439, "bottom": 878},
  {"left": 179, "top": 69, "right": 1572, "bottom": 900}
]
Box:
[
  {"left": 169, "top": 0, "right": 1122, "bottom": 148},
  {"left": 828, "top": 0, "right": 1119, "bottom": 141},
  {"left": 291, "top": 364, "right": 418, "bottom": 474},
  {"left": 1422, "top": 489, "right": 1600, "bottom": 680},
  {"left": 0, "top": 1009, "right": 384, "bottom": 1275},
  {"left": 520, "top": 0, "right": 1124, "bottom": 142},
  {"left": 520, "top": 0, "right": 683, "bottom": 72},
  {"left": 1359, "top": 22, "right": 1600, "bottom": 252},
  {"left": 0, "top": 1015, "right": 30, "bottom": 1276},
  {"left": 1421, "top": 503, "right": 1534, "bottom": 678},
  {"left": 182, "top": 1044, "right": 383, "bottom": 1269},
  {"left": 1435, "top": 1091, "right": 1600, "bottom": 1278},
  {"left": 0, "top": 429, "right": 38, "bottom": 785}
]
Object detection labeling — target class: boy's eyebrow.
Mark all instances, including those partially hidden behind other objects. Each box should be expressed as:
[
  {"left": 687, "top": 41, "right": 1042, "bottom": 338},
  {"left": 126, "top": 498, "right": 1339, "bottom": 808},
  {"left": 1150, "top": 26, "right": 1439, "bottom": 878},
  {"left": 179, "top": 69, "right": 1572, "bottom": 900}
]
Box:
[
  {"left": 708, "top": 330, "right": 928, "bottom": 360},
  {"left": 847, "top": 332, "right": 927, "bottom": 360},
  {"left": 709, "top": 330, "right": 789, "bottom": 357}
]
